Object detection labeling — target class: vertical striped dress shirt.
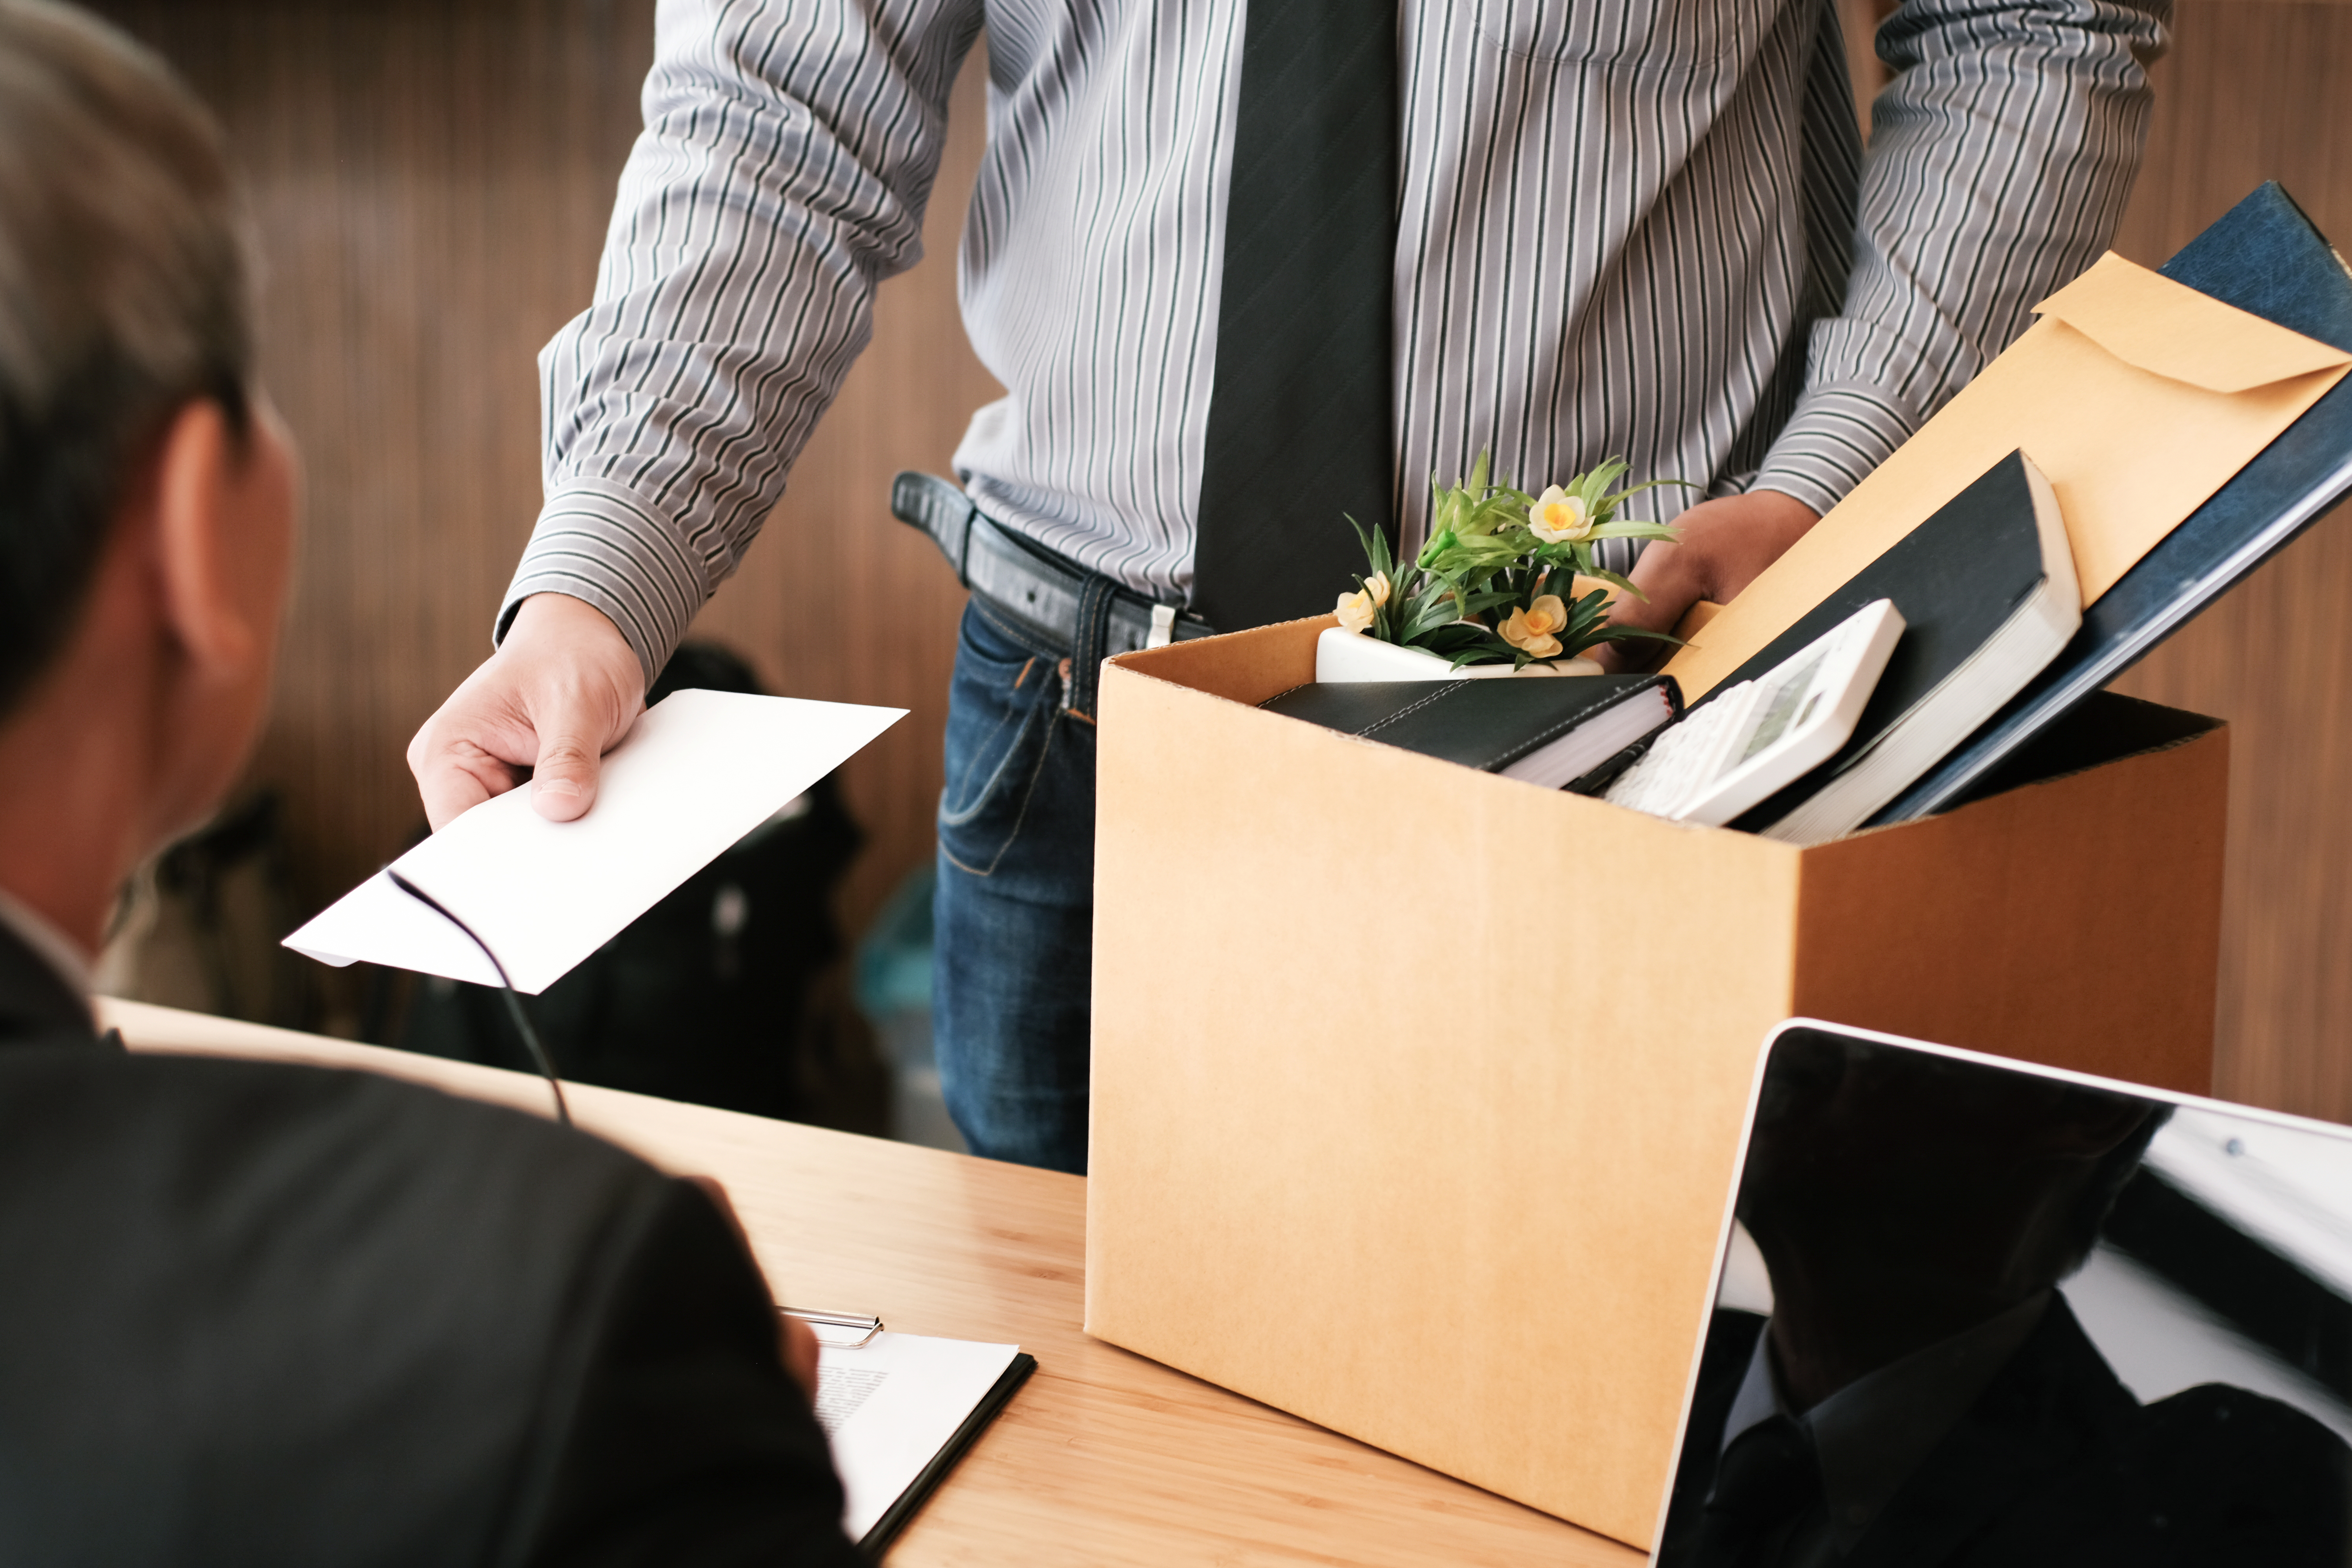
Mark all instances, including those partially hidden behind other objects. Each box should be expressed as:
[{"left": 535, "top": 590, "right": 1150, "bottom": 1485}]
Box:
[{"left": 509, "top": 0, "right": 2168, "bottom": 677}]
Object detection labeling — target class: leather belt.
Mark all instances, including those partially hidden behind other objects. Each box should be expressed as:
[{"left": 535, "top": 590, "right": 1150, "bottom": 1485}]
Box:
[{"left": 891, "top": 472, "right": 1216, "bottom": 661}]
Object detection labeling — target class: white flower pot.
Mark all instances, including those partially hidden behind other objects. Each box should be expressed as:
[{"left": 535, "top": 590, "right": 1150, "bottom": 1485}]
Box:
[{"left": 1315, "top": 626, "right": 1601, "bottom": 682}]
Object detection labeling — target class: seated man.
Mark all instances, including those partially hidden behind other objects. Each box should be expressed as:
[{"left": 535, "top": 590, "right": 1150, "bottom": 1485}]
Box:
[{"left": 0, "top": 4, "right": 860, "bottom": 1561}]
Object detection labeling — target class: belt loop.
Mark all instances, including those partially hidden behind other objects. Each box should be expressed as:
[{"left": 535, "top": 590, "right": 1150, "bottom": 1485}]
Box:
[
  {"left": 1064, "top": 575, "right": 1121, "bottom": 720},
  {"left": 891, "top": 470, "right": 982, "bottom": 588},
  {"left": 950, "top": 497, "right": 978, "bottom": 583}
]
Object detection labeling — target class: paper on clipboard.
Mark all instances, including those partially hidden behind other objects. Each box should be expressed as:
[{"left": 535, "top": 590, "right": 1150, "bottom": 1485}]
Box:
[
  {"left": 1667, "top": 252, "right": 2352, "bottom": 700},
  {"left": 284, "top": 688, "right": 903, "bottom": 993}
]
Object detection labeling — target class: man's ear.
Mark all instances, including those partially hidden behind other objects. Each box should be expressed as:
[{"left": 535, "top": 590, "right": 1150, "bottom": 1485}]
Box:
[
  {"left": 151, "top": 400, "right": 257, "bottom": 672},
  {"left": 148, "top": 397, "right": 294, "bottom": 680}
]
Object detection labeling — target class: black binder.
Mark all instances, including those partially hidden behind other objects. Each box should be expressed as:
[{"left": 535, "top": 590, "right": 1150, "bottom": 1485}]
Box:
[
  {"left": 859, "top": 1352, "right": 1037, "bottom": 1559},
  {"left": 1873, "top": 182, "right": 2352, "bottom": 824},
  {"left": 1259, "top": 673, "right": 1682, "bottom": 791}
]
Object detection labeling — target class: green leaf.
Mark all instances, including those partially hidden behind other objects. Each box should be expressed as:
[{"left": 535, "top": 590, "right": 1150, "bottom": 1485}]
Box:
[{"left": 1586, "top": 623, "right": 1685, "bottom": 647}]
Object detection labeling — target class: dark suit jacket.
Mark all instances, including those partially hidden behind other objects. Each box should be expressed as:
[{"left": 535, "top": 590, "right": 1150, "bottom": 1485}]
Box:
[
  {"left": 1662, "top": 1298, "right": 2351, "bottom": 1567},
  {"left": 0, "top": 922, "right": 862, "bottom": 1566}
]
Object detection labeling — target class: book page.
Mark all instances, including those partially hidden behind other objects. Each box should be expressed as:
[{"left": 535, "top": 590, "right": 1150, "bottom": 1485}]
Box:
[{"left": 816, "top": 1331, "right": 1024, "bottom": 1541}]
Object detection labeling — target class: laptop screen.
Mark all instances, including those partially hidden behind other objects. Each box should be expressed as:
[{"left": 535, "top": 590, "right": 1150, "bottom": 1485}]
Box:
[{"left": 1653, "top": 1022, "right": 2352, "bottom": 1566}]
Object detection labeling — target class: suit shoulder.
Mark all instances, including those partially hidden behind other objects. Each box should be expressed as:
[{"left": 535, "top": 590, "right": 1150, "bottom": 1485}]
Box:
[
  {"left": 0, "top": 1045, "right": 650, "bottom": 1190},
  {"left": 0, "top": 1049, "right": 698, "bottom": 1563},
  {"left": 2118, "top": 1383, "right": 2352, "bottom": 1562}
]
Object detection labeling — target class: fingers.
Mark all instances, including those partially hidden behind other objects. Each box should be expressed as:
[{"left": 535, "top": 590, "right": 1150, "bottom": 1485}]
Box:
[
  {"left": 1610, "top": 550, "right": 1695, "bottom": 635},
  {"left": 1595, "top": 491, "right": 1823, "bottom": 673},
  {"left": 529, "top": 727, "right": 602, "bottom": 822},
  {"left": 1599, "top": 543, "right": 1700, "bottom": 675},
  {"left": 686, "top": 1174, "right": 761, "bottom": 1259},
  {"left": 683, "top": 1174, "right": 821, "bottom": 1404},
  {"left": 407, "top": 679, "right": 534, "bottom": 830},
  {"left": 414, "top": 737, "right": 522, "bottom": 832},
  {"left": 405, "top": 593, "right": 644, "bottom": 831},
  {"left": 780, "top": 1313, "right": 822, "bottom": 1405}
]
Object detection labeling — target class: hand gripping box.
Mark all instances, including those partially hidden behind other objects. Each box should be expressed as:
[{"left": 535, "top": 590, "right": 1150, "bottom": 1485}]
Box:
[{"left": 1084, "top": 615, "right": 2225, "bottom": 1550}]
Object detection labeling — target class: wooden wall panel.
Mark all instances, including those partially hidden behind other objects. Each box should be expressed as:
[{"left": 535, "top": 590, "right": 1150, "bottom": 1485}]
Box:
[
  {"left": 89, "top": 0, "right": 655, "bottom": 908},
  {"left": 88, "top": 0, "right": 995, "bottom": 1023},
  {"left": 1831, "top": 0, "right": 2352, "bottom": 1120}
]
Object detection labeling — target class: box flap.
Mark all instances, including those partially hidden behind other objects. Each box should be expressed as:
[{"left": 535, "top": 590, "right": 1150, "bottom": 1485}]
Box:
[
  {"left": 1791, "top": 694, "right": 2224, "bottom": 1098},
  {"left": 1939, "top": 690, "right": 2223, "bottom": 809},
  {"left": 1111, "top": 613, "right": 1326, "bottom": 707}
]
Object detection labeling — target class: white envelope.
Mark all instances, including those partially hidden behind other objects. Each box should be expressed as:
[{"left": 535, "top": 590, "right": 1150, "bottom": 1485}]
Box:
[{"left": 285, "top": 688, "right": 904, "bottom": 993}]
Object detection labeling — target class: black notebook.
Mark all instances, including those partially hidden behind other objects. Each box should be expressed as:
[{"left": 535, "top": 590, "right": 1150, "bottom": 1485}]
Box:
[
  {"left": 1717, "top": 451, "right": 2080, "bottom": 844},
  {"left": 1260, "top": 675, "right": 1681, "bottom": 791},
  {"left": 1875, "top": 182, "right": 2352, "bottom": 825}
]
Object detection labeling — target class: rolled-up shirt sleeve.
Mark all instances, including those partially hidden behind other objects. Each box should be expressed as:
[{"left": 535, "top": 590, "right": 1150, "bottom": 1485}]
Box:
[
  {"left": 1753, "top": 0, "right": 2171, "bottom": 517},
  {"left": 503, "top": 0, "right": 985, "bottom": 680}
]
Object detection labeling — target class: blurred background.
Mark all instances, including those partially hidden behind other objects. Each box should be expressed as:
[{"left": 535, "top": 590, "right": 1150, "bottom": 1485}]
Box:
[{"left": 76, "top": 0, "right": 2352, "bottom": 1141}]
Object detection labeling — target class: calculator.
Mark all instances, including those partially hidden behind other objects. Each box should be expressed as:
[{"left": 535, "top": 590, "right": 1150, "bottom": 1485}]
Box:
[{"left": 1604, "top": 599, "right": 1905, "bottom": 828}]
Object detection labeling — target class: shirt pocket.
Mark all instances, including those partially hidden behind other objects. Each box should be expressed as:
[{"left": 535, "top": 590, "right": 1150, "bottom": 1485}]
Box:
[{"left": 1472, "top": 0, "right": 1783, "bottom": 70}]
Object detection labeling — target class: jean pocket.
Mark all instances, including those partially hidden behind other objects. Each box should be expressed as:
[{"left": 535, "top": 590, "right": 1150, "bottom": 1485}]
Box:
[{"left": 938, "top": 606, "right": 1061, "bottom": 876}]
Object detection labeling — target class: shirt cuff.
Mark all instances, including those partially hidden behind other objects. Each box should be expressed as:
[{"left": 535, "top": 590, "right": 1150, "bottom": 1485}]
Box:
[
  {"left": 1749, "top": 383, "right": 1922, "bottom": 519},
  {"left": 497, "top": 479, "right": 713, "bottom": 686}
]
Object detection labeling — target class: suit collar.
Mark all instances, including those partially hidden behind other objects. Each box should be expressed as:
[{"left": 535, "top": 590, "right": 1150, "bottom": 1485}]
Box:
[
  {"left": 0, "top": 897, "right": 97, "bottom": 1046},
  {"left": 1841, "top": 1292, "right": 2139, "bottom": 1568},
  {"left": 1719, "top": 1291, "right": 2055, "bottom": 1553}
]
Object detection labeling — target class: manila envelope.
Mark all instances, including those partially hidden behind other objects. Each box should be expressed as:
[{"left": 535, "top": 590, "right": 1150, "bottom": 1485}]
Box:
[{"left": 1666, "top": 252, "right": 2352, "bottom": 699}]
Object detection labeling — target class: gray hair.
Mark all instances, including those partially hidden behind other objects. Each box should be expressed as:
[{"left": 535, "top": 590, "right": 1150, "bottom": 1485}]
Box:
[{"left": 0, "top": 0, "right": 256, "bottom": 717}]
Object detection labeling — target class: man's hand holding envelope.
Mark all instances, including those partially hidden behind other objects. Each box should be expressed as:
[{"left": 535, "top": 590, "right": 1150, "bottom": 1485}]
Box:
[{"left": 1667, "top": 252, "right": 2352, "bottom": 699}]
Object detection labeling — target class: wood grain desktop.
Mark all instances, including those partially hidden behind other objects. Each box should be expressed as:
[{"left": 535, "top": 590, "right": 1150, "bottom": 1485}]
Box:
[{"left": 99, "top": 998, "right": 1638, "bottom": 1567}]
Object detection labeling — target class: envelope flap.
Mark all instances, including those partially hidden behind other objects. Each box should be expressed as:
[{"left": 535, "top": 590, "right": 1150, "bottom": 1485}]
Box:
[{"left": 2033, "top": 252, "right": 2351, "bottom": 392}]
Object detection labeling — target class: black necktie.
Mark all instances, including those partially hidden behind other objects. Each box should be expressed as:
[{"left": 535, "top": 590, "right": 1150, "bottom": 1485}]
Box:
[
  {"left": 1189, "top": 0, "right": 1398, "bottom": 632},
  {"left": 1695, "top": 1415, "right": 1828, "bottom": 1568}
]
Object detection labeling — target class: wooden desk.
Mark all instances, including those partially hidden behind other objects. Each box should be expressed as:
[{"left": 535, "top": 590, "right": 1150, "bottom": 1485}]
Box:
[{"left": 100, "top": 999, "right": 1640, "bottom": 1567}]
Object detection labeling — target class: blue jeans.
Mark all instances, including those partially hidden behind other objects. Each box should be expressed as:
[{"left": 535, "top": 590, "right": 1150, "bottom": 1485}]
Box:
[{"left": 933, "top": 601, "right": 1097, "bottom": 1173}]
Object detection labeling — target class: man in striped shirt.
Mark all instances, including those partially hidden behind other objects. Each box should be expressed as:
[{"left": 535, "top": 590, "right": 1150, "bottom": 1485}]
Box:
[{"left": 410, "top": 0, "right": 2169, "bottom": 1172}]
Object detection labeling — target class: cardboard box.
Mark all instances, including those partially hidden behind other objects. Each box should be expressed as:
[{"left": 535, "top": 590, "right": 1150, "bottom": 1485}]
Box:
[{"left": 1085, "top": 616, "right": 2225, "bottom": 1549}]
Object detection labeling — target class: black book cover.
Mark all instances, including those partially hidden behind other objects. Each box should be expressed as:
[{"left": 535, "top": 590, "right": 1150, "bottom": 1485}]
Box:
[
  {"left": 1716, "top": 452, "right": 2056, "bottom": 831},
  {"left": 1258, "top": 674, "right": 1679, "bottom": 775},
  {"left": 1874, "top": 182, "right": 2352, "bottom": 824}
]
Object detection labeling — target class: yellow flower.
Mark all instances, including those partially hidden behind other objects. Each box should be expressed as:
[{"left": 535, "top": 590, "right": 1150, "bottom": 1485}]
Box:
[
  {"left": 1500, "top": 593, "right": 1570, "bottom": 659},
  {"left": 1527, "top": 485, "right": 1593, "bottom": 543},
  {"left": 1334, "top": 571, "right": 1389, "bottom": 634}
]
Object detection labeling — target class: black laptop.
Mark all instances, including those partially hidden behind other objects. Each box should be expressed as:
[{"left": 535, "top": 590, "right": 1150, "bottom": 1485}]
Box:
[{"left": 1650, "top": 1019, "right": 2352, "bottom": 1566}]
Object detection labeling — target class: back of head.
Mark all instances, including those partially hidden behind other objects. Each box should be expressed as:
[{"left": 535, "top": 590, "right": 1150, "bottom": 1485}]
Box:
[{"left": 0, "top": 0, "right": 255, "bottom": 720}]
